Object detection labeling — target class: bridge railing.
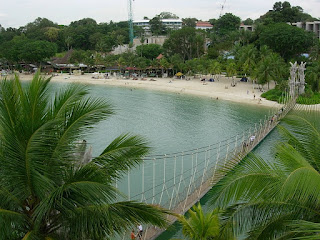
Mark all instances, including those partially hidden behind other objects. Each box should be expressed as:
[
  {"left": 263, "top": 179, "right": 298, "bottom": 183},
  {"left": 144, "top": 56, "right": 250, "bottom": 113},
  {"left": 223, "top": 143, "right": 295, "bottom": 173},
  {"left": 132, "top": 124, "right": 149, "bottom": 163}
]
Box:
[{"left": 117, "top": 93, "right": 297, "bottom": 240}]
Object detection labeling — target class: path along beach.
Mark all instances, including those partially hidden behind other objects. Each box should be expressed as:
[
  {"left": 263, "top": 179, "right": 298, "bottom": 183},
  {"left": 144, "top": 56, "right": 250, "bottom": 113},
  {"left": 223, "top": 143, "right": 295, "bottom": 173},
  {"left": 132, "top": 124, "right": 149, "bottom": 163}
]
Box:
[{"left": 19, "top": 73, "right": 281, "bottom": 109}]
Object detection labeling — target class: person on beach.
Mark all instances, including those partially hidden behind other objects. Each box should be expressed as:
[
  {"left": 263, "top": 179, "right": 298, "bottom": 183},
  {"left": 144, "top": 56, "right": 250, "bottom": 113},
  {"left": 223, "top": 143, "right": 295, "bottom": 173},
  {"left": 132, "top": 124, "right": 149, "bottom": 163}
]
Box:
[
  {"left": 137, "top": 224, "right": 143, "bottom": 239},
  {"left": 131, "top": 229, "right": 136, "bottom": 240}
]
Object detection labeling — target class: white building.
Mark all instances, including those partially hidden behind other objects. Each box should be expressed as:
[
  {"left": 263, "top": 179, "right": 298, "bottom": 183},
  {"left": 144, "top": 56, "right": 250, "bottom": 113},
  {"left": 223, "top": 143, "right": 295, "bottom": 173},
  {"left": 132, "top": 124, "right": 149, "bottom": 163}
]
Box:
[
  {"left": 133, "top": 19, "right": 182, "bottom": 34},
  {"left": 239, "top": 23, "right": 254, "bottom": 31},
  {"left": 133, "top": 36, "right": 167, "bottom": 46},
  {"left": 290, "top": 21, "right": 320, "bottom": 39}
]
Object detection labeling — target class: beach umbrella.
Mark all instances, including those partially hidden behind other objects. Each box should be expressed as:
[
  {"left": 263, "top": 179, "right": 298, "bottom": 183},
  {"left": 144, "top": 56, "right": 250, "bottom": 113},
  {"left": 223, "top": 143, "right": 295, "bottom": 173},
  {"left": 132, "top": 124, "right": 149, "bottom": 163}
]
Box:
[{"left": 176, "top": 72, "right": 183, "bottom": 77}]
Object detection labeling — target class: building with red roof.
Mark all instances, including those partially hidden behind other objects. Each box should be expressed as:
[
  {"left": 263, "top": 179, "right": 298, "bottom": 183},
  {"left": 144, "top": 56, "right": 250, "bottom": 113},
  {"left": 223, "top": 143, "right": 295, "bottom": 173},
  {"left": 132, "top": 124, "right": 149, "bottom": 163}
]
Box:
[{"left": 196, "top": 21, "right": 213, "bottom": 30}]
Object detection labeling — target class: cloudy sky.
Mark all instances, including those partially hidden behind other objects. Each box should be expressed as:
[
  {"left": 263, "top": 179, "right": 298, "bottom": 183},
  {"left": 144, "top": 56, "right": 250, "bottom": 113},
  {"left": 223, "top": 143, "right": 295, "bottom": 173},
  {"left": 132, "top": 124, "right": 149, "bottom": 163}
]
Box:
[{"left": 0, "top": 0, "right": 319, "bottom": 28}]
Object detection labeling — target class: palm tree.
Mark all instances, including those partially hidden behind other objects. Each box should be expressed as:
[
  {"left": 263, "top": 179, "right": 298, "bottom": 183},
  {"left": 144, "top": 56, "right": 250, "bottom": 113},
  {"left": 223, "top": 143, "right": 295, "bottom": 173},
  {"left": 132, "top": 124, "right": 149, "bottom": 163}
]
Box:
[
  {"left": 210, "top": 61, "right": 222, "bottom": 81},
  {"left": 226, "top": 61, "right": 237, "bottom": 85},
  {"left": 209, "top": 112, "right": 320, "bottom": 239},
  {"left": 178, "top": 203, "right": 221, "bottom": 240},
  {"left": 238, "top": 44, "right": 257, "bottom": 78},
  {"left": 254, "top": 55, "right": 276, "bottom": 89},
  {"left": 0, "top": 73, "right": 168, "bottom": 239}
]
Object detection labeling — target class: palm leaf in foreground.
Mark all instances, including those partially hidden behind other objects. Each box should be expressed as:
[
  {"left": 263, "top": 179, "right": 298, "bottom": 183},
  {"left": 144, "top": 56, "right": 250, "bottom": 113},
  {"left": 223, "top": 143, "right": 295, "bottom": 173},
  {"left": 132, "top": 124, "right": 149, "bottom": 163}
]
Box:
[
  {"left": 209, "top": 112, "right": 320, "bottom": 239},
  {"left": 0, "top": 73, "right": 168, "bottom": 239}
]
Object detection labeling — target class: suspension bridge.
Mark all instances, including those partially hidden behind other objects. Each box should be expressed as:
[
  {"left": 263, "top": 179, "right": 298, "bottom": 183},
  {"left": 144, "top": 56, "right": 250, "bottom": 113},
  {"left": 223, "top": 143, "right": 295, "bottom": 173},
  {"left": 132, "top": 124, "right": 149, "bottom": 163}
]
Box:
[
  {"left": 113, "top": 62, "right": 311, "bottom": 240},
  {"left": 112, "top": 92, "right": 299, "bottom": 240}
]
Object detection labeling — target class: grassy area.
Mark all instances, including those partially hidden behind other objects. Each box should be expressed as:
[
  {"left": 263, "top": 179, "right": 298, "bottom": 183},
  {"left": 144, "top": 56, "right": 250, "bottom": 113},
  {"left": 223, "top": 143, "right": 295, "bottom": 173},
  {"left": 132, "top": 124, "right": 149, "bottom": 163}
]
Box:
[
  {"left": 261, "top": 89, "right": 284, "bottom": 102},
  {"left": 262, "top": 88, "right": 320, "bottom": 104},
  {"left": 297, "top": 92, "right": 320, "bottom": 105}
]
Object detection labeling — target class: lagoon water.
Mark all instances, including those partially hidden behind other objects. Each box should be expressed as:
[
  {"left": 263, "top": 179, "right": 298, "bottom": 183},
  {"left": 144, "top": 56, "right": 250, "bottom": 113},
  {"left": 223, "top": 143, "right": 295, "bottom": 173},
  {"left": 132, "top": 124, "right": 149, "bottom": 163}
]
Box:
[
  {"left": 53, "top": 83, "right": 274, "bottom": 156},
  {"left": 52, "top": 82, "right": 277, "bottom": 239}
]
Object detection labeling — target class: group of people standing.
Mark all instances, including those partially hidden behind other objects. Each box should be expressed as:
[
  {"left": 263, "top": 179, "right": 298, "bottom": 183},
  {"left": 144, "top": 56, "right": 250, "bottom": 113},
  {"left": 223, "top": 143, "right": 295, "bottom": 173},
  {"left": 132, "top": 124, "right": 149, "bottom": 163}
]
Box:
[{"left": 131, "top": 224, "right": 143, "bottom": 240}]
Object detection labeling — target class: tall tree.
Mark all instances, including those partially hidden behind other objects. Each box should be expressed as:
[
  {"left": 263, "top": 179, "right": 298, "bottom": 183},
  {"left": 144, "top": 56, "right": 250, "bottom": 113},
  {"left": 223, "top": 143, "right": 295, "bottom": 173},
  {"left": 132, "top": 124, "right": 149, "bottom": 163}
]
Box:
[
  {"left": 259, "top": 23, "right": 314, "bottom": 61},
  {"left": 215, "top": 13, "right": 241, "bottom": 35},
  {"left": 163, "top": 27, "right": 205, "bottom": 60},
  {"left": 158, "top": 12, "right": 179, "bottom": 19},
  {"left": 149, "top": 16, "right": 167, "bottom": 36},
  {"left": 136, "top": 44, "right": 163, "bottom": 60},
  {"left": 0, "top": 73, "right": 168, "bottom": 239},
  {"left": 182, "top": 18, "right": 198, "bottom": 28}
]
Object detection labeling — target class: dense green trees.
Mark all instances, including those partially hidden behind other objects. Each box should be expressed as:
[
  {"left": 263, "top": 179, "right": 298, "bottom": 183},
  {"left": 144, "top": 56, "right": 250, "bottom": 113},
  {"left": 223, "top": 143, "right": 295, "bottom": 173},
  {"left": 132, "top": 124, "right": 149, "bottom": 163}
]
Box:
[
  {"left": 306, "top": 60, "right": 320, "bottom": 92},
  {"left": 163, "top": 27, "right": 205, "bottom": 60},
  {"left": 215, "top": 13, "right": 241, "bottom": 35},
  {"left": 149, "top": 16, "right": 167, "bottom": 36},
  {"left": 259, "top": 23, "right": 314, "bottom": 60},
  {"left": 257, "top": 1, "right": 316, "bottom": 24},
  {"left": 182, "top": 18, "right": 198, "bottom": 28},
  {"left": 136, "top": 44, "right": 163, "bottom": 60},
  {"left": 209, "top": 112, "right": 320, "bottom": 239},
  {"left": 0, "top": 73, "right": 168, "bottom": 239},
  {"left": 1, "top": 36, "right": 57, "bottom": 63}
]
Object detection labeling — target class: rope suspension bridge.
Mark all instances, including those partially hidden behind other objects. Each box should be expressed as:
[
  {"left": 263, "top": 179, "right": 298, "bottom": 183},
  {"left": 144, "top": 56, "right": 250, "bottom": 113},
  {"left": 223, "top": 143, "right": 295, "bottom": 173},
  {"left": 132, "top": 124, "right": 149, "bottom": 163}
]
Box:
[
  {"left": 114, "top": 63, "right": 310, "bottom": 239},
  {"left": 117, "top": 93, "right": 296, "bottom": 239}
]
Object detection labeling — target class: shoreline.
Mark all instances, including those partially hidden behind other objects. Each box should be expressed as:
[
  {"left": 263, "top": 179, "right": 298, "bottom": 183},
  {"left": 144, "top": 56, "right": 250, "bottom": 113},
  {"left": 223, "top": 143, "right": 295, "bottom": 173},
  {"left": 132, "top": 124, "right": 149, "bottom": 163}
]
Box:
[{"left": 17, "top": 73, "right": 281, "bottom": 109}]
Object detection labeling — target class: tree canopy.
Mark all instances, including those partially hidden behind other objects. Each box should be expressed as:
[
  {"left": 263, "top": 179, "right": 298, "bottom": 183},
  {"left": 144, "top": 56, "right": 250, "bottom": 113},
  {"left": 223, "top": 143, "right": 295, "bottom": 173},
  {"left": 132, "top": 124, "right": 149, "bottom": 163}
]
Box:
[
  {"left": 259, "top": 23, "right": 314, "bottom": 60},
  {"left": 215, "top": 13, "right": 241, "bottom": 35},
  {"left": 163, "top": 27, "right": 205, "bottom": 60}
]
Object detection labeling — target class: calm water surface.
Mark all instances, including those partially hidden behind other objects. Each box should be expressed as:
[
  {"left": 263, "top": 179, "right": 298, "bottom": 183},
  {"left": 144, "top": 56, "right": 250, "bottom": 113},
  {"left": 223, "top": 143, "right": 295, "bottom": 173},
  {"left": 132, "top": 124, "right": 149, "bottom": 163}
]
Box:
[{"left": 51, "top": 82, "right": 279, "bottom": 239}]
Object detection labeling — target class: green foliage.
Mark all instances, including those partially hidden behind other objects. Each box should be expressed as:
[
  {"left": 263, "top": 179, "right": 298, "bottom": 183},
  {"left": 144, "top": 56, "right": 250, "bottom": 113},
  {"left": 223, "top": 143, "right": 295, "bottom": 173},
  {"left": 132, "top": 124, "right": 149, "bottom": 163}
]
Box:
[
  {"left": 163, "top": 27, "right": 205, "bottom": 60},
  {"left": 157, "top": 12, "right": 179, "bottom": 19},
  {"left": 0, "top": 73, "right": 169, "bottom": 239},
  {"left": 182, "top": 18, "right": 198, "bottom": 28},
  {"left": 136, "top": 44, "right": 163, "bottom": 59},
  {"left": 297, "top": 92, "right": 320, "bottom": 104},
  {"left": 306, "top": 60, "right": 320, "bottom": 92},
  {"left": 215, "top": 13, "right": 241, "bottom": 35},
  {"left": 261, "top": 88, "right": 284, "bottom": 102},
  {"left": 259, "top": 23, "right": 314, "bottom": 60},
  {"left": 243, "top": 18, "right": 254, "bottom": 25},
  {"left": 257, "top": 1, "right": 317, "bottom": 24},
  {"left": 254, "top": 52, "right": 287, "bottom": 88},
  {"left": 209, "top": 112, "right": 320, "bottom": 239},
  {"left": 178, "top": 204, "right": 221, "bottom": 240},
  {"left": 149, "top": 16, "right": 167, "bottom": 36},
  {"left": 0, "top": 36, "right": 57, "bottom": 63}
]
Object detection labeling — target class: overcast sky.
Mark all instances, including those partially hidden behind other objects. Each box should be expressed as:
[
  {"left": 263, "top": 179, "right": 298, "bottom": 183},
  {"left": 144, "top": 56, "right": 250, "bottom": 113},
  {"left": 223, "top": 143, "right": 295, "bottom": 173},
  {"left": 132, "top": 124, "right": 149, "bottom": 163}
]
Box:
[{"left": 0, "top": 0, "right": 319, "bottom": 28}]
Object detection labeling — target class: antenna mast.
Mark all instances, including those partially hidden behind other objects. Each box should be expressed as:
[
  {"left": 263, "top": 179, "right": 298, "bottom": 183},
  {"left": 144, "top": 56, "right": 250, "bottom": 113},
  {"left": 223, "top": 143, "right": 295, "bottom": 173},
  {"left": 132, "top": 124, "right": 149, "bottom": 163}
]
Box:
[
  {"left": 128, "top": 0, "right": 134, "bottom": 44},
  {"left": 219, "top": 0, "right": 227, "bottom": 17}
]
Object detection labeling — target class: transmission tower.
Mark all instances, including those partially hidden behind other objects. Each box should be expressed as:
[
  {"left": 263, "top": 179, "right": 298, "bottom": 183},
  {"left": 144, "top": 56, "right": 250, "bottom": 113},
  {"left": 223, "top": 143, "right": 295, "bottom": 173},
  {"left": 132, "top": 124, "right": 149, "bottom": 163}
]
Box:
[
  {"left": 128, "top": 0, "right": 134, "bottom": 44},
  {"left": 219, "top": 0, "right": 227, "bottom": 17}
]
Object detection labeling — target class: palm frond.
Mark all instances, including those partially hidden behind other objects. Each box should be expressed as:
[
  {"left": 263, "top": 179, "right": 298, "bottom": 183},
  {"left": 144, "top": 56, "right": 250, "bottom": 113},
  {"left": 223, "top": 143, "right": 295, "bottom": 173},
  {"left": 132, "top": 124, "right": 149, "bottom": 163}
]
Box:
[
  {"left": 290, "top": 220, "right": 320, "bottom": 239},
  {"left": 58, "top": 201, "right": 169, "bottom": 239},
  {"left": 209, "top": 153, "right": 282, "bottom": 208},
  {"left": 94, "top": 134, "right": 151, "bottom": 180},
  {"left": 279, "top": 115, "right": 320, "bottom": 171}
]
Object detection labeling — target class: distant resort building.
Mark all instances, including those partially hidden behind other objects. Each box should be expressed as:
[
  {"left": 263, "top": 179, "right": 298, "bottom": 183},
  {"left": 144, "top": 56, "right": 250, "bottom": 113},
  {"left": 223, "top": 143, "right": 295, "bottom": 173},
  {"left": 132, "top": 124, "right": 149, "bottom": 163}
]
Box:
[
  {"left": 195, "top": 21, "right": 213, "bottom": 30},
  {"left": 133, "top": 19, "right": 183, "bottom": 33},
  {"left": 290, "top": 21, "right": 320, "bottom": 39},
  {"left": 133, "top": 36, "right": 167, "bottom": 46},
  {"left": 239, "top": 23, "right": 254, "bottom": 31}
]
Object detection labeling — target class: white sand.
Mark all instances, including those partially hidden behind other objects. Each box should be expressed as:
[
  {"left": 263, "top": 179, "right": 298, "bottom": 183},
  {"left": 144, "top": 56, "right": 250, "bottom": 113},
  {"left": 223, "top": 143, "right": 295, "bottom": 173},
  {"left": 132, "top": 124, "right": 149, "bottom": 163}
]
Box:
[{"left": 18, "top": 73, "right": 282, "bottom": 109}]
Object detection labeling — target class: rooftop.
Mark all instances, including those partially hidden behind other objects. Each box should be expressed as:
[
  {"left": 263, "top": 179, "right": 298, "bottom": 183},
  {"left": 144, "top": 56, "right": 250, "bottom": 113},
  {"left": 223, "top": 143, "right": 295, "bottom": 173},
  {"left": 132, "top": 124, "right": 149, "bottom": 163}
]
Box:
[{"left": 196, "top": 21, "right": 213, "bottom": 27}]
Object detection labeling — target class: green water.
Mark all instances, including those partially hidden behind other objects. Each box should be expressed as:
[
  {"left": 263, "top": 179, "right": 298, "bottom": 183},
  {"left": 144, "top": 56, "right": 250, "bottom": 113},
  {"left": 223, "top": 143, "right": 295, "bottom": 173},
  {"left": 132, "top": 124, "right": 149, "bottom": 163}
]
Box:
[
  {"left": 50, "top": 82, "right": 277, "bottom": 239},
  {"left": 58, "top": 83, "right": 274, "bottom": 156}
]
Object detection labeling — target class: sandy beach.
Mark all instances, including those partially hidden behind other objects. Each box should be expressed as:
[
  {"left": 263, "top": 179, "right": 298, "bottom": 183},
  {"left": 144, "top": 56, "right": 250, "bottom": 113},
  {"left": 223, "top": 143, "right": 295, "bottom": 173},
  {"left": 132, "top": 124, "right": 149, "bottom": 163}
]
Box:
[{"left": 18, "top": 73, "right": 282, "bottom": 109}]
